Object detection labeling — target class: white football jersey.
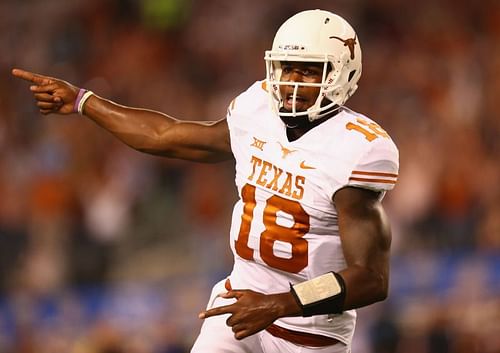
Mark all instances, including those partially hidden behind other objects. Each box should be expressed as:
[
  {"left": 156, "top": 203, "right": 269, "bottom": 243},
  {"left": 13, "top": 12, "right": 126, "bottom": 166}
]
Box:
[{"left": 225, "top": 81, "right": 399, "bottom": 345}]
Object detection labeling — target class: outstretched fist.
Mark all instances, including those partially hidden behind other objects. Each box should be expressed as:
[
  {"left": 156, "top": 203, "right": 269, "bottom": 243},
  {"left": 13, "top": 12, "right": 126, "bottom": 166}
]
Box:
[{"left": 12, "top": 68, "right": 80, "bottom": 115}]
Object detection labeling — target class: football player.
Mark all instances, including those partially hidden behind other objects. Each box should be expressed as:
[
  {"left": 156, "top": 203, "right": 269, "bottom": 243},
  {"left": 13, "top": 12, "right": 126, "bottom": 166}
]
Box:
[{"left": 13, "top": 9, "right": 399, "bottom": 353}]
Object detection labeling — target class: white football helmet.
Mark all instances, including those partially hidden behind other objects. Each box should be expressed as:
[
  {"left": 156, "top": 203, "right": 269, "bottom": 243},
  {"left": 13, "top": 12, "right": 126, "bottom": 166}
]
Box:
[{"left": 265, "top": 9, "right": 362, "bottom": 122}]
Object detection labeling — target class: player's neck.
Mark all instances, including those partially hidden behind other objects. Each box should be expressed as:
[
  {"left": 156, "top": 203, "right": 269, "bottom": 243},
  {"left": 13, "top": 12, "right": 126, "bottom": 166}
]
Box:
[
  {"left": 286, "top": 126, "right": 306, "bottom": 142},
  {"left": 286, "top": 115, "right": 329, "bottom": 141},
  {"left": 285, "top": 108, "right": 340, "bottom": 142}
]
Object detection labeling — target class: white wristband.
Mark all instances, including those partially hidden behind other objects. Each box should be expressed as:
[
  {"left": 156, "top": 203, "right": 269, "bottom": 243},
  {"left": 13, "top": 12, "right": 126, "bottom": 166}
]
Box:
[
  {"left": 77, "top": 90, "right": 94, "bottom": 114},
  {"left": 292, "top": 272, "right": 341, "bottom": 305}
]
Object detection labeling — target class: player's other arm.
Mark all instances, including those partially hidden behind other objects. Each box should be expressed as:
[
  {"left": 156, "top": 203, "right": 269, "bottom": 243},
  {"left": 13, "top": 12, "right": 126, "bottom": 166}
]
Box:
[
  {"left": 286, "top": 187, "right": 391, "bottom": 318},
  {"left": 334, "top": 186, "right": 392, "bottom": 309},
  {"left": 11, "top": 68, "right": 232, "bottom": 163},
  {"left": 83, "top": 97, "right": 232, "bottom": 162}
]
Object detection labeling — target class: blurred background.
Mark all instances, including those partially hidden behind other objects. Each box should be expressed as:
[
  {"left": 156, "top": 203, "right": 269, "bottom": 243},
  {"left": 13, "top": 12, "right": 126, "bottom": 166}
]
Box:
[{"left": 1, "top": 0, "right": 500, "bottom": 352}]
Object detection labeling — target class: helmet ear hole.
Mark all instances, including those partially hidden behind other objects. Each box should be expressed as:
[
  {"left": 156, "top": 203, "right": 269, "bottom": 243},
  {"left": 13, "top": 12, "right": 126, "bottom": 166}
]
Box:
[{"left": 348, "top": 70, "right": 356, "bottom": 82}]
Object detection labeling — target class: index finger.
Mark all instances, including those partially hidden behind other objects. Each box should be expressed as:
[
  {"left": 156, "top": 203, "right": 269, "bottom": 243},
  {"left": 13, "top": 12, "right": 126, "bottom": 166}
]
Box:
[
  {"left": 199, "top": 304, "right": 235, "bottom": 319},
  {"left": 12, "top": 68, "right": 53, "bottom": 85}
]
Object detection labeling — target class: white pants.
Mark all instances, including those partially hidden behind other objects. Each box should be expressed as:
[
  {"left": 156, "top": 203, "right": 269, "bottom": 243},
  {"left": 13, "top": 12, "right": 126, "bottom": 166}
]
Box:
[{"left": 191, "top": 279, "right": 349, "bottom": 353}]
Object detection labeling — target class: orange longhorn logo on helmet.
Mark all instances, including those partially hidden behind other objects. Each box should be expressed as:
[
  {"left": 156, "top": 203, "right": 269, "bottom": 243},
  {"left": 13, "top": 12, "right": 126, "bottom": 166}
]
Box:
[{"left": 329, "top": 35, "right": 357, "bottom": 60}]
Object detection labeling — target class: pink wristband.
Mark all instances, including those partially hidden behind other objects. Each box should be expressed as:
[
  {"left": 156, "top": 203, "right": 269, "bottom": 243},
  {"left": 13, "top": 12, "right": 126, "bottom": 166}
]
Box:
[{"left": 73, "top": 88, "right": 87, "bottom": 113}]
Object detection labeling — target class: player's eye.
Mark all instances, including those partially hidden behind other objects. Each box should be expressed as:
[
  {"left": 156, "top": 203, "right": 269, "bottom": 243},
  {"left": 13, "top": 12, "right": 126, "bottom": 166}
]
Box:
[{"left": 303, "top": 67, "right": 322, "bottom": 77}]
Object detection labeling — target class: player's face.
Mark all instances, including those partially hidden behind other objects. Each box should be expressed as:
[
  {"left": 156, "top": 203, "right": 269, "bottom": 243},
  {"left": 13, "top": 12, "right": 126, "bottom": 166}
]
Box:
[{"left": 279, "top": 61, "right": 324, "bottom": 112}]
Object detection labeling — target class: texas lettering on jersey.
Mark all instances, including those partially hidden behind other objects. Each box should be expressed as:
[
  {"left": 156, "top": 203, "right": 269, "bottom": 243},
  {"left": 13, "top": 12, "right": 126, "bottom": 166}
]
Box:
[{"left": 247, "top": 155, "right": 305, "bottom": 200}]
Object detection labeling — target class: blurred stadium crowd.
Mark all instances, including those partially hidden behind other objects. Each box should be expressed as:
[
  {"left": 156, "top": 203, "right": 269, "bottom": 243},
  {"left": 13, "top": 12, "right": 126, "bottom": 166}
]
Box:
[{"left": 1, "top": 0, "right": 499, "bottom": 352}]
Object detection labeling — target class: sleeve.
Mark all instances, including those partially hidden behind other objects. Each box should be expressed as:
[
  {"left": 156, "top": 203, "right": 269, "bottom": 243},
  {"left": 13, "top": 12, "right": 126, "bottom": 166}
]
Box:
[
  {"left": 347, "top": 137, "right": 399, "bottom": 192},
  {"left": 226, "top": 80, "right": 267, "bottom": 120},
  {"left": 226, "top": 97, "right": 237, "bottom": 119}
]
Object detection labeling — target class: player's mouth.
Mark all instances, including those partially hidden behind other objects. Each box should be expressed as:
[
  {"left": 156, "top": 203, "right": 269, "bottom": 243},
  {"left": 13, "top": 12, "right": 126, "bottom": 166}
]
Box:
[{"left": 283, "top": 93, "right": 309, "bottom": 111}]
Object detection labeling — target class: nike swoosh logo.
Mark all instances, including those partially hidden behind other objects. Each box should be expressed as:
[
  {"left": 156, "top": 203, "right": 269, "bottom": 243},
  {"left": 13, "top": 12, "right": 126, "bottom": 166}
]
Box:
[{"left": 300, "top": 161, "right": 316, "bottom": 170}]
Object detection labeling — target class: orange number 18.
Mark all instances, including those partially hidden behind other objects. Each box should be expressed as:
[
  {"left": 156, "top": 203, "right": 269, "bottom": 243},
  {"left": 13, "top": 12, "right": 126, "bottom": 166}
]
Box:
[
  {"left": 346, "top": 117, "right": 389, "bottom": 142},
  {"left": 234, "top": 183, "right": 310, "bottom": 273}
]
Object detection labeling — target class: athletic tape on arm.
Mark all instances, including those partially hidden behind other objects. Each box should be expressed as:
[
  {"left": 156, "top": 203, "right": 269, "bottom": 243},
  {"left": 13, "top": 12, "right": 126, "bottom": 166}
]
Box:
[{"left": 291, "top": 272, "right": 346, "bottom": 317}]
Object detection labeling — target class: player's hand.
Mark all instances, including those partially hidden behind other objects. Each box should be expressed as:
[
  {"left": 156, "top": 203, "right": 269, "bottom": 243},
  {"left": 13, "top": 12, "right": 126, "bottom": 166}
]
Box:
[
  {"left": 12, "top": 68, "right": 80, "bottom": 115},
  {"left": 199, "top": 289, "right": 301, "bottom": 340}
]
